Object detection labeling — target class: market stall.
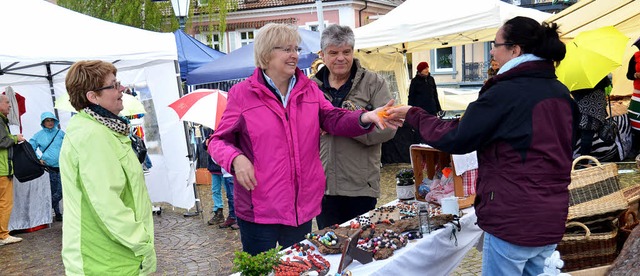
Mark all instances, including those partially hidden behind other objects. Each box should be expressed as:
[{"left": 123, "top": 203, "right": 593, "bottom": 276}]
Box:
[
  {"left": 319, "top": 206, "right": 482, "bottom": 275},
  {"left": 232, "top": 202, "right": 482, "bottom": 276}
]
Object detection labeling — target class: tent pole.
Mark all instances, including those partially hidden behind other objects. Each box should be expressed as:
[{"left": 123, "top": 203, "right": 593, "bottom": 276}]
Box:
[
  {"left": 176, "top": 60, "right": 203, "bottom": 218},
  {"left": 46, "top": 63, "right": 60, "bottom": 119}
]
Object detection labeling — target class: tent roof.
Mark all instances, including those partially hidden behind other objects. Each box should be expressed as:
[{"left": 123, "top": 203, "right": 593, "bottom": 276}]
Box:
[
  {"left": 353, "top": 0, "right": 550, "bottom": 53},
  {"left": 545, "top": 0, "right": 640, "bottom": 96},
  {"left": 174, "top": 30, "right": 225, "bottom": 80},
  {"left": 545, "top": 0, "right": 640, "bottom": 40},
  {"left": 186, "top": 28, "right": 321, "bottom": 85},
  {"left": 0, "top": 0, "right": 177, "bottom": 62}
]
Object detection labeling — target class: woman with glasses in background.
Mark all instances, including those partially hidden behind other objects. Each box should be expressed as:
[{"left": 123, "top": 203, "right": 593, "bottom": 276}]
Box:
[
  {"left": 387, "top": 17, "right": 577, "bottom": 275},
  {"left": 209, "top": 23, "right": 396, "bottom": 255},
  {"left": 59, "top": 60, "right": 156, "bottom": 275}
]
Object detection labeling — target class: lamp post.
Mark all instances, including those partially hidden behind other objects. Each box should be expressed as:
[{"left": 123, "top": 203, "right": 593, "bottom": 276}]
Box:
[
  {"left": 316, "top": 0, "right": 324, "bottom": 34},
  {"left": 171, "top": 0, "right": 190, "bottom": 30}
]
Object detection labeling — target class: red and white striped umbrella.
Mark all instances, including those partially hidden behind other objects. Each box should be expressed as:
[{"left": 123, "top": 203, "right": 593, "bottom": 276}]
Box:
[{"left": 168, "top": 89, "right": 228, "bottom": 130}]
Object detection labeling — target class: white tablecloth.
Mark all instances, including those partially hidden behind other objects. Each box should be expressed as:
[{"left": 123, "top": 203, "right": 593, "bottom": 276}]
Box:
[
  {"left": 230, "top": 204, "right": 483, "bottom": 276},
  {"left": 322, "top": 206, "right": 482, "bottom": 275},
  {"left": 9, "top": 173, "right": 52, "bottom": 230}
]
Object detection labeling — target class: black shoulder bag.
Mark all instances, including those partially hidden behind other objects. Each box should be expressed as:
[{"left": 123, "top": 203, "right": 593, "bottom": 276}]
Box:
[{"left": 598, "top": 95, "right": 618, "bottom": 144}]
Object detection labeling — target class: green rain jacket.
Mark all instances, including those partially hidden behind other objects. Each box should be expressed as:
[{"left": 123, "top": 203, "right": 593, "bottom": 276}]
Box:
[
  {"left": 0, "top": 113, "right": 18, "bottom": 176},
  {"left": 59, "top": 111, "right": 155, "bottom": 275}
]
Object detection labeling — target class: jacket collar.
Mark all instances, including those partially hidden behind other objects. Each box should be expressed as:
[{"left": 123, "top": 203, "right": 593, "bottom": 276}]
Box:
[{"left": 480, "top": 60, "right": 556, "bottom": 95}]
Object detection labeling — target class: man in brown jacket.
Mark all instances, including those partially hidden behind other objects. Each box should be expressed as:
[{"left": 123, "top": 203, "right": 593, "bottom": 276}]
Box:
[{"left": 311, "top": 25, "right": 396, "bottom": 229}]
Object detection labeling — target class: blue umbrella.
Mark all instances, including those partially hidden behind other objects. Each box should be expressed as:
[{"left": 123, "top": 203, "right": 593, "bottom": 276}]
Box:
[{"left": 186, "top": 29, "right": 321, "bottom": 85}]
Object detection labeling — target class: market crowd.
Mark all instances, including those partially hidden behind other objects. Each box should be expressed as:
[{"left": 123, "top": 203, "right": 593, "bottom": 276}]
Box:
[{"left": 2, "top": 14, "right": 639, "bottom": 276}]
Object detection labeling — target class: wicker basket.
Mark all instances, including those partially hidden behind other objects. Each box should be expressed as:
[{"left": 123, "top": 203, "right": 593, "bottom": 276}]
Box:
[
  {"left": 567, "top": 156, "right": 628, "bottom": 221},
  {"left": 557, "top": 221, "right": 618, "bottom": 271},
  {"left": 621, "top": 185, "right": 640, "bottom": 204}
]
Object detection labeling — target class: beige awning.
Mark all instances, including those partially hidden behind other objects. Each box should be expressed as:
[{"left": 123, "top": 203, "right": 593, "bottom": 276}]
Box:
[{"left": 546, "top": 0, "right": 640, "bottom": 95}]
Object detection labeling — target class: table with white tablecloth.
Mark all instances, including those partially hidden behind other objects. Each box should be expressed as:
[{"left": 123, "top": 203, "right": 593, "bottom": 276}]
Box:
[
  {"left": 9, "top": 173, "right": 52, "bottom": 231},
  {"left": 231, "top": 204, "right": 483, "bottom": 276},
  {"left": 230, "top": 202, "right": 483, "bottom": 276},
  {"left": 320, "top": 205, "right": 483, "bottom": 275}
]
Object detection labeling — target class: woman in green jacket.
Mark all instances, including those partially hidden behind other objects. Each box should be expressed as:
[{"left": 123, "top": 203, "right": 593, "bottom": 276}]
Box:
[{"left": 60, "top": 60, "right": 155, "bottom": 275}]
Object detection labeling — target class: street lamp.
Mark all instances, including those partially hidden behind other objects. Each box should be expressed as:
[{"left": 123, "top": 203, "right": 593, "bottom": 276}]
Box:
[{"left": 171, "top": 0, "right": 190, "bottom": 30}]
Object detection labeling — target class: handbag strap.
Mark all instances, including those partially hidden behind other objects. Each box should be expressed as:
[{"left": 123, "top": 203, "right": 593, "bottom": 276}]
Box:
[{"left": 40, "top": 129, "right": 60, "bottom": 156}]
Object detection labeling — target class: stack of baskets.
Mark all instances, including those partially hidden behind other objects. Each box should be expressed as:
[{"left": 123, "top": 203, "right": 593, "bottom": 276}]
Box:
[{"left": 557, "top": 156, "right": 629, "bottom": 271}]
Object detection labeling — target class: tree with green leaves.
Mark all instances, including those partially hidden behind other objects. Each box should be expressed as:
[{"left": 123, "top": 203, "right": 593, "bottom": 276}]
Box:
[{"left": 57, "top": 0, "right": 235, "bottom": 36}]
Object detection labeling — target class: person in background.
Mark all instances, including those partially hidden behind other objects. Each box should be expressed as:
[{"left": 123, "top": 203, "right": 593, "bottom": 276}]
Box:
[
  {"left": 0, "top": 94, "right": 25, "bottom": 245},
  {"left": 386, "top": 17, "right": 576, "bottom": 275},
  {"left": 203, "top": 129, "right": 238, "bottom": 230},
  {"left": 571, "top": 76, "right": 611, "bottom": 159},
  {"left": 30, "top": 112, "right": 65, "bottom": 222},
  {"left": 626, "top": 40, "right": 640, "bottom": 156},
  {"left": 60, "top": 60, "right": 155, "bottom": 274},
  {"left": 408, "top": 61, "right": 441, "bottom": 116},
  {"left": 487, "top": 57, "right": 500, "bottom": 79},
  {"left": 210, "top": 23, "right": 396, "bottom": 256},
  {"left": 311, "top": 24, "right": 396, "bottom": 229}
]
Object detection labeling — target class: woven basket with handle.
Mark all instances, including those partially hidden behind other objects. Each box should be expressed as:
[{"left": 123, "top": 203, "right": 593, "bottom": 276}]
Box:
[
  {"left": 567, "top": 156, "right": 628, "bottom": 221},
  {"left": 557, "top": 221, "right": 618, "bottom": 271}
]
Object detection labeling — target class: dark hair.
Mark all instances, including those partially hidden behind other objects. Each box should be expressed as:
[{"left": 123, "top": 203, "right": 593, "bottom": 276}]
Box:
[{"left": 502, "top": 16, "right": 566, "bottom": 63}]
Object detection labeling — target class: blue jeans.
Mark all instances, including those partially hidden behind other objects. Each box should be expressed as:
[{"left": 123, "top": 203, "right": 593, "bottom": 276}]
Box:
[
  {"left": 482, "top": 232, "right": 556, "bottom": 276},
  {"left": 237, "top": 218, "right": 312, "bottom": 256},
  {"left": 49, "top": 171, "right": 62, "bottom": 216},
  {"left": 211, "top": 174, "right": 224, "bottom": 211},
  {"left": 222, "top": 177, "right": 235, "bottom": 219}
]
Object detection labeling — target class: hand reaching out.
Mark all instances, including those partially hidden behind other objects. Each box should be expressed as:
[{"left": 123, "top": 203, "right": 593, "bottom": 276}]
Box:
[
  {"left": 232, "top": 154, "right": 257, "bottom": 191},
  {"left": 360, "top": 99, "right": 401, "bottom": 130},
  {"left": 385, "top": 105, "right": 412, "bottom": 121}
]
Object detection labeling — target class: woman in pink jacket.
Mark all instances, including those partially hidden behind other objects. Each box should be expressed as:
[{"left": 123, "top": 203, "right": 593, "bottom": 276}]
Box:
[{"left": 209, "top": 23, "right": 395, "bottom": 255}]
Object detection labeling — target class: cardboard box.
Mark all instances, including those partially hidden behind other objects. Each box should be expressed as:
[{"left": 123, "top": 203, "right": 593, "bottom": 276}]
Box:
[{"left": 195, "top": 168, "right": 212, "bottom": 185}]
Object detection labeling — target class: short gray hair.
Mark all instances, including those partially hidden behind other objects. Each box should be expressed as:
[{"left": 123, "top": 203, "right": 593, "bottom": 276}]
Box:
[
  {"left": 321, "top": 25, "right": 355, "bottom": 52},
  {"left": 254, "top": 23, "right": 301, "bottom": 69}
]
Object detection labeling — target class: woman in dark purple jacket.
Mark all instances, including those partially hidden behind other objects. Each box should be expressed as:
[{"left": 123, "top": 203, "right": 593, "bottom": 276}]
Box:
[{"left": 388, "top": 17, "right": 578, "bottom": 275}]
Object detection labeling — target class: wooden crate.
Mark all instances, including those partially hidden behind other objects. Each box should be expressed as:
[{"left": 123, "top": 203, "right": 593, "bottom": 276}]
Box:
[{"left": 410, "top": 145, "right": 475, "bottom": 208}]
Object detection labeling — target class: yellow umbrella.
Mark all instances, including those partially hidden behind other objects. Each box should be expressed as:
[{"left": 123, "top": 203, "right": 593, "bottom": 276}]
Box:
[
  {"left": 556, "top": 26, "right": 629, "bottom": 91},
  {"left": 55, "top": 93, "right": 146, "bottom": 116}
]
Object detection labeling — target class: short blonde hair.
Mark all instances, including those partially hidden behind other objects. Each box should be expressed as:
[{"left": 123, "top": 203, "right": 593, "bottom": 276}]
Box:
[
  {"left": 65, "top": 60, "right": 117, "bottom": 111},
  {"left": 254, "top": 23, "right": 301, "bottom": 69}
]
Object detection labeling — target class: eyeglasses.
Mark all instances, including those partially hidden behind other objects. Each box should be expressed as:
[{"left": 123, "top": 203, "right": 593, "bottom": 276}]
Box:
[
  {"left": 43, "top": 119, "right": 55, "bottom": 122},
  {"left": 273, "top": 46, "right": 302, "bottom": 54},
  {"left": 491, "top": 41, "right": 515, "bottom": 49},
  {"left": 94, "top": 81, "right": 121, "bottom": 92}
]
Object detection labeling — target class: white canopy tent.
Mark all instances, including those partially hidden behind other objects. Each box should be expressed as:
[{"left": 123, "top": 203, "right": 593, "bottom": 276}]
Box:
[
  {"left": 354, "top": 0, "right": 551, "bottom": 53},
  {"left": 0, "top": 0, "right": 195, "bottom": 209},
  {"left": 545, "top": 0, "right": 640, "bottom": 96},
  {"left": 352, "top": 0, "right": 549, "bottom": 106}
]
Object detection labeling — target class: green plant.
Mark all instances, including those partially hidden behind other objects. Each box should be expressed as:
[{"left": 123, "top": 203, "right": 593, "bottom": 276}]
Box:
[
  {"left": 396, "top": 168, "right": 415, "bottom": 186},
  {"left": 233, "top": 246, "right": 283, "bottom": 276}
]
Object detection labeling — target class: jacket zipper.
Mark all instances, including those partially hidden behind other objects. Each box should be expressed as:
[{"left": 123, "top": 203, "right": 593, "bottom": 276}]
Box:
[{"left": 285, "top": 105, "right": 299, "bottom": 226}]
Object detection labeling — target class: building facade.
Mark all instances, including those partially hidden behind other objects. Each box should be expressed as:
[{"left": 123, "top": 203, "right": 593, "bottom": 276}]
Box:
[{"left": 190, "top": 0, "right": 403, "bottom": 53}]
